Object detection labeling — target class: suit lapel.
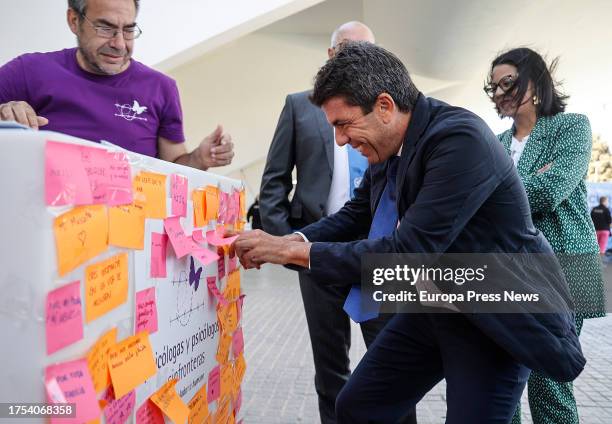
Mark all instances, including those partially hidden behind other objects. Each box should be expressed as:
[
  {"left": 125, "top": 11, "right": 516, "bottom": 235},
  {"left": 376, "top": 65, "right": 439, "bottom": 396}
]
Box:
[
  {"left": 516, "top": 116, "right": 549, "bottom": 175},
  {"left": 314, "top": 108, "right": 334, "bottom": 171}
]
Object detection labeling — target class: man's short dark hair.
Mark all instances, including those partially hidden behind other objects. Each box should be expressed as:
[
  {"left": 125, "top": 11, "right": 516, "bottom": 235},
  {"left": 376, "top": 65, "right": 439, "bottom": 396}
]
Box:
[
  {"left": 311, "top": 41, "right": 419, "bottom": 114},
  {"left": 68, "top": 0, "right": 140, "bottom": 17}
]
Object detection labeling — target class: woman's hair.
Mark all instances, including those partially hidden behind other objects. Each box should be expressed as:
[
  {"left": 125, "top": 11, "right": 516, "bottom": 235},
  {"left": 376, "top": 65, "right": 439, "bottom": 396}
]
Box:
[{"left": 489, "top": 47, "right": 568, "bottom": 117}]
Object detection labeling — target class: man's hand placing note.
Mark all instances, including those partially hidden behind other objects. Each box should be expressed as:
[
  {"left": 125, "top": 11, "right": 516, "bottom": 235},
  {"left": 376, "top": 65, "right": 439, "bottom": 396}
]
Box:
[{"left": 233, "top": 230, "right": 310, "bottom": 269}]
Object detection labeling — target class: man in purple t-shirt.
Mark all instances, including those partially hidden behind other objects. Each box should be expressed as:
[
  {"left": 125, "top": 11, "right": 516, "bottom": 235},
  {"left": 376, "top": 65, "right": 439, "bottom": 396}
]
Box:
[{"left": 0, "top": 0, "right": 234, "bottom": 170}]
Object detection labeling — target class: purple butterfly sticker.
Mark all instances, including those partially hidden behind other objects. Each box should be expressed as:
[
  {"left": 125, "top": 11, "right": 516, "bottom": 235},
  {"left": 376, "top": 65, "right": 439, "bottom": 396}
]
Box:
[{"left": 189, "top": 256, "right": 203, "bottom": 291}]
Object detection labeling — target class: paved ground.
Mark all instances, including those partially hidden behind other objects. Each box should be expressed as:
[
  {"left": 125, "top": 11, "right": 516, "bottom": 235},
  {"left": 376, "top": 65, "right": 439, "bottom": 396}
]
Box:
[{"left": 240, "top": 265, "right": 612, "bottom": 424}]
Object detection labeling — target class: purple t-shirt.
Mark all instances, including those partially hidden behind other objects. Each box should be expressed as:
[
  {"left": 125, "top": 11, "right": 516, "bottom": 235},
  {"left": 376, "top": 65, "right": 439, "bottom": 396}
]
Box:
[{"left": 0, "top": 48, "right": 184, "bottom": 157}]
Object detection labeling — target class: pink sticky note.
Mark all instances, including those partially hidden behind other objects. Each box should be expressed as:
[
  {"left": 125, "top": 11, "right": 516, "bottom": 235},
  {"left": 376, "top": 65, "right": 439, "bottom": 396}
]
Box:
[
  {"left": 164, "top": 216, "right": 194, "bottom": 258},
  {"left": 207, "top": 276, "right": 227, "bottom": 306},
  {"left": 106, "top": 151, "right": 133, "bottom": 206},
  {"left": 45, "top": 141, "right": 93, "bottom": 206},
  {"left": 45, "top": 358, "right": 100, "bottom": 424},
  {"left": 46, "top": 280, "right": 84, "bottom": 355},
  {"left": 207, "top": 365, "right": 221, "bottom": 402},
  {"left": 228, "top": 255, "right": 238, "bottom": 273},
  {"left": 192, "top": 229, "right": 205, "bottom": 244},
  {"left": 237, "top": 294, "right": 245, "bottom": 323},
  {"left": 218, "top": 253, "right": 226, "bottom": 280},
  {"left": 232, "top": 327, "right": 244, "bottom": 357},
  {"left": 171, "top": 174, "right": 188, "bottom": 217},
  {"left": 136, "top": 400, "right": 164, "bottom": 424},
  {"left": 193, "top": 248, "right": 219, "bottom": 267},
  {"left": 150, "top": 232, "right": 168, "bottom": 278},
  {"left": 104, "top": 390, "right": 135, "bottom": 424},
  {"left": 45, "top": 377, "right": 68, "bottom": 404},
  {"left": 218, "top": 191, "right": 229, "bottom": 224},
  {"left": 228, "top": 191, "right": 240, "bottom": 224},
  {"left": 135, "top": 288, "right": 158, "bottom": 334},
  {"left": 234, "top": 388, "right": 242, "bottom": 414},
  {"left": 206, "top": 230, "right": 238, "bottom": 247}
]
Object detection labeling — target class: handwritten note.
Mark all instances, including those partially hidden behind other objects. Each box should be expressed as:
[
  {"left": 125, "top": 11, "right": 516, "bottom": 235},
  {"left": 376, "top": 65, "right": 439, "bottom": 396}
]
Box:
[
  {"left": 206, "top": 230, "right": 238, "bottom": 247},
  {"left": 227, "top": 190, "right": 240, "bottom": 224},
  {"left": 214, "top": 396, "right": 231, "bottom": 424},
  {"left": 171, "top": 174, "right": 188, "bottom": 217},
  {"left": 220, "top": 364, "right": 235, "bottom": 398},
  {"left": 45, "top": 140, "right": 93, "bottom": 206},
  {"left": 224, "top": 270, "right": 241, "bottom": 301},
  {"left": 205, "top": 185, "right": 219, "bottom": 221},
  {"left": 45, "top": 280, "right": 83, "bottom": 354},
  {"left": 87, "top": 327, "right": 117, "bottom": 393},
  {"left": 234, "top": 353, "right": 247, "bottom": 386},
  {"left": 192, "top": 247, "right": 219, "bottom": 267},
  {"left": 207, "top": 365, "right": 221, "bottom": 403},
  {"left": 150, "top": 379, "right": 190, "bottom": 424},
  {"left": 150, "top": 232, "right": 168, "bottom": 278},
  {"left": 103, "top": 390, "right": 135, "bottom": 424},
  {"left": 217, "top": 301, "right": 239, "bottom": 334},
  {"left": 218, "top": 191, "right": 229, "bottom": 224},
  {"left": 85, "top": 253, "right": 128, "bottom": 322},
  {"left": 45, "top": 358, "right": 100, "bottom": 424},
  {"left": 81, "top": 147, "right": 132, "bottom": 206},
  {"left": 232, "top": 327, "right": 245, "bottom": 358},
  {"left": 135, "top": 287, "right": 158, "bottom": 334},
  {"left": 109, "top": 203, "right": 145, "bottom": 249},
  {"left": 216, "top": 333, "right": 232, "bottom": 364},
  {"left": 218, "top": 248, "right": 226, "bottom": 280},
  {"left": 188, "top": 383, "right": 209, "bottom": 424},
  {"left": 136, "top": 400, "right": 164, "bottom": 424},
  {"left": 207, "top": 276, "right": 227, "bottom": 306},
  {"left": 192, "top": 229, "right": 205, "bottom": 244},
  {"left": 108, "top": 331, "right": 157, "bottom": 399},
  {"left": 54, "top": 205, "right": 108, "bottom": 276},
  {"left": 192, "top": 189, "right": 206, "bottom": 227},
  {"left": 164, "top": 216, "right": 196, "bottom": 258},
  {"left": 134, "top": 172, "right": 167, "bottom": 219}
]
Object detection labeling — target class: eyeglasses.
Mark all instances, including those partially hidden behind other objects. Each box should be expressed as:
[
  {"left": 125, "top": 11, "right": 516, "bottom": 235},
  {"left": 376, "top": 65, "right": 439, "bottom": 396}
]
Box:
[
  {"left": 80, "top": 13, "right": 142, "bottom": 40},
  {"left": 483, "top": 75, "right": 517, "bottom": 99}
]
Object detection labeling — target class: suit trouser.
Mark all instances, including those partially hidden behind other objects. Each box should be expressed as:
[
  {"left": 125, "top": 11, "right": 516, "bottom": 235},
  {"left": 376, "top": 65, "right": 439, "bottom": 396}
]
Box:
[
  {"left": 335, "top": 312, "right": 530, "bottom": 424},
  {"left": 511, "top": 317, "right": 584, "bottom": 424},
  {"left": 298, "top": 272, "right": 417, "bottom": 424}
]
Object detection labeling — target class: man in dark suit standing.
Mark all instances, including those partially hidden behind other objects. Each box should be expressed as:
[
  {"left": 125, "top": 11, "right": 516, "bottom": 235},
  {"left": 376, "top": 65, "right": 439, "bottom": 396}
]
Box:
[
  {"left": 236, "top": 42, "right": 585, "bottom": 422},
  {"left": 260, "top": 22, "right": 417, "bottom": 424}
]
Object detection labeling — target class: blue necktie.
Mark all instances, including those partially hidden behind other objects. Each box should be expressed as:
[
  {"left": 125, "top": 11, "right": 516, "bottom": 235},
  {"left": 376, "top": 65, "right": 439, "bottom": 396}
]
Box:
[
  {"left": 347, "top": 145, "right": 369, "bottom": 198},
  {"left": 344, "top": 156, "right": 400, "bottom": 322}
]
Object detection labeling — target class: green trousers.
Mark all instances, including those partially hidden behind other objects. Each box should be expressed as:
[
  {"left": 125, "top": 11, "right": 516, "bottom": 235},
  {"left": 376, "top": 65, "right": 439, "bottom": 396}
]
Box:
[{"left": 511, "top": 317, "right": 584, "bottom": 424}]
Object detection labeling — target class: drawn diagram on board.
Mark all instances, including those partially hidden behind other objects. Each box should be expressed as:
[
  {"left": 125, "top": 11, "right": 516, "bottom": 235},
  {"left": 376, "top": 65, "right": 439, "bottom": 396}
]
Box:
[{"left": 169, "top": 256, "right": 207, "bottom": 327}]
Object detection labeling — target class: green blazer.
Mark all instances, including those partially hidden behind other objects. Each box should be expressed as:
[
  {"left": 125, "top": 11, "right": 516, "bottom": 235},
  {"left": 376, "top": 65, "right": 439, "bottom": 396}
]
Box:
[{"left": 499, "top": 113, "right": 605, "bottom": 318}]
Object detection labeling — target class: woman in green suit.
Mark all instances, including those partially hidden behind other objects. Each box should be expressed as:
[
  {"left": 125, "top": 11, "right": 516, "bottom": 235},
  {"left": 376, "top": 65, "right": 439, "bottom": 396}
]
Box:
[{"left": 484, "top": 47, "right": 606, "bottom": 424}]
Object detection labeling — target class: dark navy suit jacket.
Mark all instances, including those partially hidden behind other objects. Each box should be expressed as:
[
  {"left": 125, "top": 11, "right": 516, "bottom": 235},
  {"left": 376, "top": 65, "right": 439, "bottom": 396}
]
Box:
[{"left": 299, "top": 94, "right": 585, "bottom": 382}]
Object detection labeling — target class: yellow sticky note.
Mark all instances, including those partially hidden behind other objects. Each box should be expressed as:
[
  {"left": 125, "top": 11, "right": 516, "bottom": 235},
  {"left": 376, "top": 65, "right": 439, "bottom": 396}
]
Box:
[
  {"left": 151, "top": 379, "right": 190, "bottom": 424},
  {"left": 224, "top": 270, "right": 240, "bottom": 301},
  {"left": 108, "top": 331, "right": 157, "bottom": 399},
  {"left": 220, "top": 364, "right": 235, "bottom": 399},
  {"left": 217, "top": 302, "right": 238, "bottom": 334},
  {"left": 87, "top": 327, "right": 117, "bottom": 393},
  {"left": 134, "top": 172, "right": 167, "bottom": 219},
  {"left": 109, "top": 203, "right": 145, "bottom": 249},
  {"left": 234, "top": 353, "right": 247, "bottom": 387},
  {"left": 85, "top": 253, "right": 129, "bottom": 322},
  {"left": 216, "top": 333, "right": 232, "bottom": 364},
  {"left": 205, "top": 186, "right": 219, "bottom": 221},
  {"left": 188, "top": 383, "right": 209, "bottom": 424},
  {"left": 192, "top": 189, "right": 206, "bottom": 227},
  {"left": 54, "top": 205, "right": 108, "bottom": 276}
]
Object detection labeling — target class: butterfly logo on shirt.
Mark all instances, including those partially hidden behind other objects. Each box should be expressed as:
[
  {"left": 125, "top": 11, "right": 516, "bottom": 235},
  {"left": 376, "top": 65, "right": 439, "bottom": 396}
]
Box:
[
  {"left": 189, "top": 256, "right": 203, "bottom": 291},
  {"left": 114, "top": 99, "right": 149, "bottom": 122}
]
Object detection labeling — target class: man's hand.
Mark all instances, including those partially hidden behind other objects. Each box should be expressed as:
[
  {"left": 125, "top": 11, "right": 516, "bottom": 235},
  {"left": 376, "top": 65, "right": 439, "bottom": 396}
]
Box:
[
  {"left": 233, "top": 230, "right": 310, "bottom": 269},
  {"left": 198, "top": 125, "right": 234, "bottom": 169},
  {"left": 0, "top": 101, "right": 48, "bottom": 130}
]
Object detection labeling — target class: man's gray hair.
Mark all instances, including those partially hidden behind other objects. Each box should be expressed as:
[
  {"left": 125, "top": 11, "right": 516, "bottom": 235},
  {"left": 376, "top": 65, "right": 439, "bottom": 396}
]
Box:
[{"left": 68, "top": 0, "right": 140, "bottom": 16}]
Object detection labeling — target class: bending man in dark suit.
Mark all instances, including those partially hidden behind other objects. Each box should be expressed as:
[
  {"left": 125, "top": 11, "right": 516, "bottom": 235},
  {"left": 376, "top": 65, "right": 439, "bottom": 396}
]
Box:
[
  {"left": 260, "top": 22, "right": 417, "bottom": 424},
  {"left": 236, "top": 41, "right": 585, "bottom": 423}
]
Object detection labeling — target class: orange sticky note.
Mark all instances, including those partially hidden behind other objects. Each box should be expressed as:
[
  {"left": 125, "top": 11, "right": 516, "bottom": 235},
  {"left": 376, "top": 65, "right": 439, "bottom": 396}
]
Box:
[
  {"left": 151, "top": 379, "right": 190, "bottom": 424},
  {"left": 54, "top": 205, "right": 109, "bottom": 276},
  {"left": 87, "top": 327, "right": 118, "bottom": 393},
  {"left": 220, "top": 364, "right": 235, "bottom": 398},
  {"left": 134, "top": 172, "right": 167, "bottom": 219},
  {"left": 234, "top": 353, "right": 247, "bottom": 386},
  {"left": 108, "top": 332, "right": 157, "bottom": 399},
  {"left": 109, "top": 203, "right": 145, "bottom": 249},
  {"left": 192, "top": 189, "right": 206, "bottom": 228},
  {"left": 204, "top": 185, "right": 219, "bottom": 221},
  {"left": 187, "top": 383, "right": 209, "bottom": 424},
  {"left": 85, "top": 253, "right": 129, "bottom": 322},
  {"left": 216, "top": 333, "right": 232, "bottom": 364},
  {"left": 224, "top": 270, "right": 241, "bottom": 301},
  {"left": 214, "top": 396, "right": 231, "bottom": 424},
  {"left": 217, "top": 301, "right": 239, "bottom": 334}
]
